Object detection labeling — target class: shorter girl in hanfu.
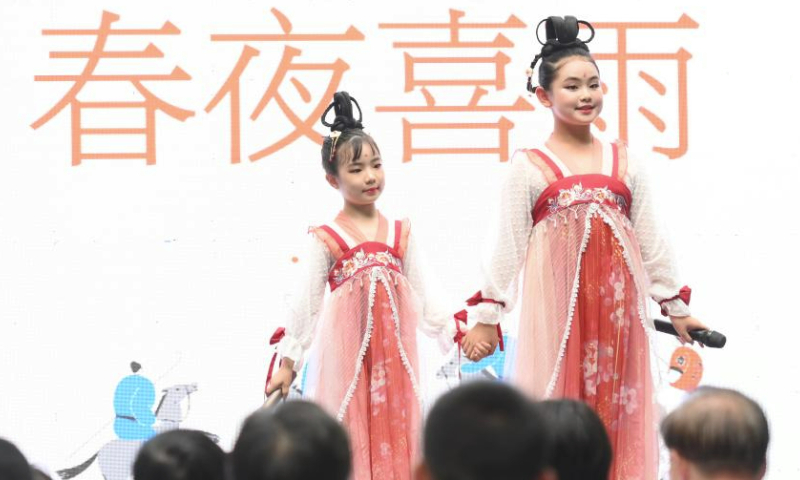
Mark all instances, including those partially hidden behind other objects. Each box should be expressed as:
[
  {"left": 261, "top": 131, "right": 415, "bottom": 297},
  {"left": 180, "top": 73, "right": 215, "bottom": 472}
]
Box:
[
  {"left": 458, "top": 16, "right": 710, "bottom": 480},
  {"left": 267, "top": 92, "right": 461, "bottom": 480}
]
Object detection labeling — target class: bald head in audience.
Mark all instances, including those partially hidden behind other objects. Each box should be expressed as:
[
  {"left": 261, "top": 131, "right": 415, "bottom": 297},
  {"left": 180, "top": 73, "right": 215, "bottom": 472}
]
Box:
[{"left": 662, "top": 387, "right": 769, "bottom": 480}]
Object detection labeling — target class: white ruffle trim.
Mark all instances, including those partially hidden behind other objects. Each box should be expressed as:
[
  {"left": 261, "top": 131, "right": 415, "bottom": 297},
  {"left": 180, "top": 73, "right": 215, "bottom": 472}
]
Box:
[
  {"left": 596, "top": 207, "right": 656, "bottom": 342},
  {"left": 599, "top": 207, "right": 669, "bottom": 417},
  {"left": 278, "top": 335, "right": 305, "bottom": 372},
  {"left": 659, "top": 298, "right": 691, "bottom": 317},
  {"left": 335, "top": 270, "right": 377, "bottom": 422},
  {"left": 598, "top": 206, "right": 665, "bottom": 396},
  {"left": 470, "top": 302, "right": 503, "bottom": 326},
  {"left": 334, "top": 267, "right": 422, "bottom": 421},
  {"left": 544, "top": 203, "right": 597, "bottom": 399},
  {"left": 380, "top": 269, "right": 424, "bottom": 407},
  {"left": 544, "top": 204, "right": 664, "bottom": 398}
]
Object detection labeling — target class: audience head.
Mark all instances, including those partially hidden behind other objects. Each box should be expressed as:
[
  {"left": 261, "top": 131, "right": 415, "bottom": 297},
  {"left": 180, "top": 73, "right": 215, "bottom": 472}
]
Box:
[
  {"left": 232, "top": 400, "right": 351, "bottom": 480},
  {"left": 0, "top": 439, "right": 32, "bottom": 480},
  {"left": 30, "top": 467, "right": 52, "bottom": 480},
  {"left": 417, "top": 381, "right": 554, "bottom": 480},
  {"left": 539, "top": 399, "right": 611, "bottom": 480},
  {"left": 662, "top": 386, "right": 769, "bottom": 480},
  {"left": 133, "top": 430, "right": 225, "bottom": 480}
]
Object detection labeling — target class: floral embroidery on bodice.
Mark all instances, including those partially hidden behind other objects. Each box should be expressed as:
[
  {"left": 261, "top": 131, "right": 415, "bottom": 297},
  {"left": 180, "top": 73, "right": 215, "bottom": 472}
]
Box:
[
  {"left": 315, "top": 216, "right": 407, "bottom": 292},
  {"left": 547, "top": 182, "right": 629, "bottom": 217},
  {"left": 525, "top": 143, "right": 632, "bottom": 226},
  {"left": 329, "top": 242, "right": 404, "bottom": 290}
]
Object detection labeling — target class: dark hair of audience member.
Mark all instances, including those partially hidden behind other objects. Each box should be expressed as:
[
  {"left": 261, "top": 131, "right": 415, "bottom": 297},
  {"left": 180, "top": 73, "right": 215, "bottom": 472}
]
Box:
[
  {"left": 0, "top": 438, "right": 32, "bottom": 480},
  {"left": 539, "top": 399, "right": 612, "bottom": 480},
  {"left": 231, "top": 400, "right": 351, "bottom": 480},
  {"left": 422, "top": 381, "right": 551, "bottom": 480},
  {"left": 661, "top": 386, "right": 769, "bottom": 477},
  {"left": 30, "top": 467, "right": 50, "bottom": 480},
  {"left": 133, "top": 430, "right": 224, "bottom": 480}
]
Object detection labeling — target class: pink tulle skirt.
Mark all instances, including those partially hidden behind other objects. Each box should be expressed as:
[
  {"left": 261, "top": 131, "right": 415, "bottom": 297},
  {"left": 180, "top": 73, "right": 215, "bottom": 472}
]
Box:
[
  {"left": 514, "top": 206, "right": 658, "bottom": 480},
  {"left": 556, "top": 215, "right": 657, "bottom": 479},
  {"left": 314, "top": 268, "right": 421, "bottom": 480}
]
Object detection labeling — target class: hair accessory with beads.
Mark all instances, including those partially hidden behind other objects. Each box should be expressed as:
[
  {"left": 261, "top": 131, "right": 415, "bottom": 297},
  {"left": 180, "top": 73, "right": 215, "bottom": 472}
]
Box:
[
  {"left": 526, "top": 16, "right": 595, "bottom": 94},
  {"left": 328, "top": 131, "right": 342, "bottom": 163}
]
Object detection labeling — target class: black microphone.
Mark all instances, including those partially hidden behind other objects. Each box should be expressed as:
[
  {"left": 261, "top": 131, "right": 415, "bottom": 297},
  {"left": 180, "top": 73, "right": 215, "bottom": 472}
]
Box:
[{"left": 654, "top": 319, "right": 727, "bottom": 348}]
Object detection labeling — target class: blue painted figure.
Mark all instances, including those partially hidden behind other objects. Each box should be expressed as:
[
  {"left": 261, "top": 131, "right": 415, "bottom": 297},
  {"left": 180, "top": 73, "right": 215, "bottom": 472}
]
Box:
[{"left": 113, "top": 361, "right": 156, "bottom": 440}]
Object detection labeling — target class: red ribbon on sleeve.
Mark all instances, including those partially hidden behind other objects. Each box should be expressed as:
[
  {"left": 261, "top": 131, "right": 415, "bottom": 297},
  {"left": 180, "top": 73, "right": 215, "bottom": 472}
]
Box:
[
  {"left": 496, "top": 324, "right": 504, "bottom": 352},
  {"left": 465, "top": 290, "right": 506, "bottom": 309},
  {"left": 453, "top": 310, "right": 468, "bottom": 344},
  {"left": 659, "top": 286, "right": 692, "bottom": 317},
  {"left": 453, "top": 310, "right": 469, "bottom": 380},
  {"left": 452, "top": 309, "right": 504, "bottom": 352},
  {"left": 464, "top": 292, "right": 505, "bottom": 352},
  {"left": 264, "top": 327, "right": 286, "bottom": 395},
  {"left": 270, "top": 327, "right": 286, "bottom": 345}
]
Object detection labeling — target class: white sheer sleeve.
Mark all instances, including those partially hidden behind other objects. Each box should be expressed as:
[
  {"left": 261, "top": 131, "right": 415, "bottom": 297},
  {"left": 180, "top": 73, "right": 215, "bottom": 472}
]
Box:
[
  {"left": 628, "top": 153, "right": 691, "bottom": 317},
  {"left": 403, "top": 231, "right": 458, "bottom": 353},
  {"left": 278, "top": 234, "right": 333, "bottom": 371},
  {"left": 470, "top": 151, "right": 548, "bottom": 325}
]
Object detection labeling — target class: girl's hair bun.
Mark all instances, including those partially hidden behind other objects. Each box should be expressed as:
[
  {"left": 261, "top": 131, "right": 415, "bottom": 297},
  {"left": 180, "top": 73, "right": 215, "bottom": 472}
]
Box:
[
  {"left": 527, "top": 16, "right": 596, "bottom": 93},
  {"left": 321, "top": 91, "right": 363, "bottom": 133}
]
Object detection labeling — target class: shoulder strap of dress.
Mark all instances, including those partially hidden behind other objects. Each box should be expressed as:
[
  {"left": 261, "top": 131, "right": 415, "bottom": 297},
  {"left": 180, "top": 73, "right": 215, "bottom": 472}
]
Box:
[
  {"left": 523, "top": 149, "right": 564, "bottom": 184},
  {"left": 393, "top": 220, "right": 402, "bottom": 251},
  {"left": 376, "top": 215, "right": 389, "bottom": 245},
  {"left": 612, "top": 140, "right": 628, "bottom": 181},
  {"left": 394, "top": 219, "right": 411, "bottom": 258},
  {"left": 311, "top": 225, "right": 350, "bottom": 259}
]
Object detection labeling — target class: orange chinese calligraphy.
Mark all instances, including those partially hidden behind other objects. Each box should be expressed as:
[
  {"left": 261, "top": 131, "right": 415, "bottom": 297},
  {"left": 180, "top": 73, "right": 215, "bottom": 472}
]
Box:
[
  {"left": 31, "top": 11, "right": 193, "bottom": 166},
  {"left": 378, "top": 9, "right": 534, "bottom": 162},
  {"left": 205, "top": 8, "right": 364, "bottom": 163},
  {"left": 590, "top": 15, "right": 698, "bottom": 159}
]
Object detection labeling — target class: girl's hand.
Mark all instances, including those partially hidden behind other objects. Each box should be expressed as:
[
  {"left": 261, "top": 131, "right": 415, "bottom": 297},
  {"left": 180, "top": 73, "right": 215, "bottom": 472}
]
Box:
[
  {"left": 468, "top": 342, "right": 493, "bottom": 362},
  {"left": 267, "top": 360, "right": 295, "bottom": 397},
  {"left": 462, "top": 323, "right": 499, "bottom": 361},
  {"left": 669, "top": 315, "right": 709, "bottom": 346}
]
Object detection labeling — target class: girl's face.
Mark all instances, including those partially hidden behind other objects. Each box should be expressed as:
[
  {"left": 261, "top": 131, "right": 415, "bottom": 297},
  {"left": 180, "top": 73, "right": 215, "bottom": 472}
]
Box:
[
  {"left": 327, "top": 142, "right": 385, "bottom": 206},
  {"left": 537, "top": 57, "right": 603, "bottom": 127}
]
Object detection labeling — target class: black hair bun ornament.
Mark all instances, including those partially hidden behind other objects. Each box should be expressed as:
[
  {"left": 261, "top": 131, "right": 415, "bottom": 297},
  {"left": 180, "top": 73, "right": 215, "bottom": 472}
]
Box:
[
  {"left": 536, "top": 16, "right": 594, "bottom": 49},
  {"left": 321, "top": 91, "right": 364, "bottom": 133},
  {"left": 526, "top": 16, "right": 595, "bottom": 94}
]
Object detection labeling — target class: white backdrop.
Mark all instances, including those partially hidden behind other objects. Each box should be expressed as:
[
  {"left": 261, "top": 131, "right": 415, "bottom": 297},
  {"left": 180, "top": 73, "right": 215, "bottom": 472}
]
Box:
[{"left": 2, "top": 0, "right": 798, "bottom": 478}]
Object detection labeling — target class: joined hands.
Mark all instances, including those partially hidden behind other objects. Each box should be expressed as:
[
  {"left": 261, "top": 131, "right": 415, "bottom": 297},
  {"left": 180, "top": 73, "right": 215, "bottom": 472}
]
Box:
[{"left": 461, "top": 323, "right": 500, "bottom": 362}]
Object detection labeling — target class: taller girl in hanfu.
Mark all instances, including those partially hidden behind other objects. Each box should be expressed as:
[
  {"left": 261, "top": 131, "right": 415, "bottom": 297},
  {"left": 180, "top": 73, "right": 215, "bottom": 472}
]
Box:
[
  {"left": 458, "top": 16, "right": 710, "bottom": 479},
  {"left": 267, "top": 92, "right": 460, "bottom": 480}
]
